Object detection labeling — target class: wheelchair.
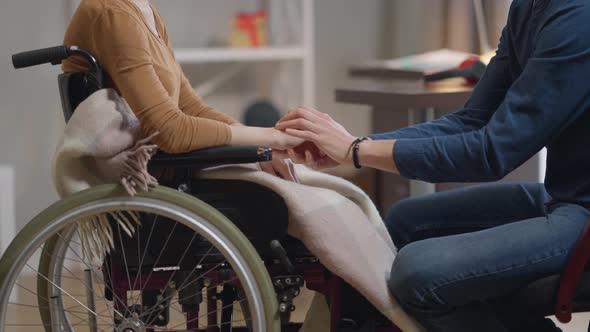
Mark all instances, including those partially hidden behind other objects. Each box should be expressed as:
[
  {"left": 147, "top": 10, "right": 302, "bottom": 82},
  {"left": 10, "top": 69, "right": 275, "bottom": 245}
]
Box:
[{"left": 0, "top": 45, "right": 401, "bottom": 332}]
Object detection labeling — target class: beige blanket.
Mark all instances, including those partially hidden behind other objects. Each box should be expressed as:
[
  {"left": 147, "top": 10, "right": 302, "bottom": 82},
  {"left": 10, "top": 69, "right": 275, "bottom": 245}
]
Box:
[{"left": 52, "top": 88, "right": 424, "bottom": 331}]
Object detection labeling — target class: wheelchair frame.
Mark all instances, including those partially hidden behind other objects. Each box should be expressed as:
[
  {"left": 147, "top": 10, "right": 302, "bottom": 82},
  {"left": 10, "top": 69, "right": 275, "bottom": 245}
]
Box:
[{"left": 2, "top": 45, "right": 404, "bottom": 332}]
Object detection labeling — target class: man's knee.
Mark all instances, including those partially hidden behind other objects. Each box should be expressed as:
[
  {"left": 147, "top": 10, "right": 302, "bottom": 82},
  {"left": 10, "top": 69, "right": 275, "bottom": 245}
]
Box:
[
  {"left": 388, "top": 242, "right": 447, "bottom": 309},
  {"left": 385, "top": 197, "right": 423, "bottom": 249}
]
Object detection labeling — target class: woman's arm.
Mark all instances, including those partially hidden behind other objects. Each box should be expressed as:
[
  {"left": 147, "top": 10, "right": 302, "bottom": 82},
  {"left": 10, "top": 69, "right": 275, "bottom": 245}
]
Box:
[
  {"left": 93, "top": 10, "right": 233, "bottom": 153},
  {"left": 229, "top": 125, "right": 303, "bottom": 150},
  {"left": 176, "top": 73, "right": 303, "bottom": 149},
  {"left": 177, "top": 72, "right": 239, "bottom": 125}
]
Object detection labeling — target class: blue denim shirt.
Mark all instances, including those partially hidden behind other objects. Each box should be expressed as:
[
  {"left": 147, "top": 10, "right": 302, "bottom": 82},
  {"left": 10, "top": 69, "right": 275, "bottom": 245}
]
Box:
[{"left": 369, "top": 0, "right": 590, "bottom": 207}]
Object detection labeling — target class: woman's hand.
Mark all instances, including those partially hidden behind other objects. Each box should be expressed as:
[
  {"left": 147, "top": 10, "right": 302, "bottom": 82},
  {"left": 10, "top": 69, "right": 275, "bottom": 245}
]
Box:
[
  {"left": 268, "top": 127, "right": 305, "bottom": 150},
  {"left": 230, "top": 125, "right": 304, "bottom": 150},
  {"left": 275, "top": 106, "right": 356, "bottom": 166},
  {"left": 259, "top": 158, "right": 299, "bottom": 182}
]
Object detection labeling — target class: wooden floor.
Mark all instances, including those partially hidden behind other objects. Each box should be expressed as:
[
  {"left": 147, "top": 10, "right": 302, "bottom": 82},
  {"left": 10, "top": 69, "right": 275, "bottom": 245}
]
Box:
[
  {"left": 552, "top": 313, "right": 590, "bottom": 332},
  {"left": 7, "top": 271, "right": 590, "bottom": 332},
  {"left": 4, "top": 271, "right": 315, "bottom": 332}
]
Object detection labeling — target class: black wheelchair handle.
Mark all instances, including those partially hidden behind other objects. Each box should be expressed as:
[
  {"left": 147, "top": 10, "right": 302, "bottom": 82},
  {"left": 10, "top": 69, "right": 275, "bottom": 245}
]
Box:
[{"left": 12, "top": 45, "right": 72, "bottom": 69}]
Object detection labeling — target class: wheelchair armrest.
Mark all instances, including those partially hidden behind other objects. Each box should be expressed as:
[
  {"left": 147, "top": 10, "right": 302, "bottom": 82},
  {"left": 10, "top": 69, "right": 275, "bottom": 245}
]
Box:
[
  {"left": 149, "top": 145, "right": 272, "bottom": 169},
  {"left": 555, "top": 218, "right": 590, "bottom": 323}
]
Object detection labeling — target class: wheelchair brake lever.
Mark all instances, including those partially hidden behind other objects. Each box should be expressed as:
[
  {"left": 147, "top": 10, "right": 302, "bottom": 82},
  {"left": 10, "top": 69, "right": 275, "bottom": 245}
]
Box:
[{"left": 270, "top": 239, "right": 295, "bottom": 274}]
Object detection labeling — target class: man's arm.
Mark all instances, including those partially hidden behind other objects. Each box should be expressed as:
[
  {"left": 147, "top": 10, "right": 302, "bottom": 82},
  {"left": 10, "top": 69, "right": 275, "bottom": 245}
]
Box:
[
  {"left": 389, "top": 3, "right": 590, "bottom": 183},
  {"left": 357, "top": 139, "right": 398, "bottom": 173}
]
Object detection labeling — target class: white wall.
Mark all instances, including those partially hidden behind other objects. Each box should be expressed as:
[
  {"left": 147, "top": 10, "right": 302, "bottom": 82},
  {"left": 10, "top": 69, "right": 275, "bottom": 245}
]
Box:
[
  {"left": 313, "top": 0, "right": 386, "bottom": 136},
  {"left": 388, "top": 0, "right": 511, "bottom": 56},
  {"left": 0, "top": 166, "right": 15, "bottom": 255},
  {"left": 0, "top": 0, "right": 68, "bottom": 232}
]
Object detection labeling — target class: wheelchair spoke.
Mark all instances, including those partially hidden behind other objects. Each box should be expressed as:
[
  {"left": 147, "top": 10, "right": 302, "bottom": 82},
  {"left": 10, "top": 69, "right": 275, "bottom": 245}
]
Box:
[
  {"left": 68, "top": 313, "right": 111, "bottom": 331},
  {"left": 24, "top": 263, "right": 114, "bottom": 327},
  {"left": 115, "top": 220, "right": 135, "bottom": 308},
  {"left": 13, "top": 282, "right": 94, "bottom": 330},
  {"left": 5, "top": 323, "right": 110, "bottom": 329},
  {"left": 58, "top": 305, "right": 113, "bottom": 332},
  {"left": 57, "top": 231, "right": 132, "bottom": 321},
  {"left": 40, "top": 244, "right": 105, "bottom": 296},
  {"left": 8, "top": 302, "right": 49, "bottom": 309},
  {"left": 63, "top": 302, "right": 113, "bottom": 319},
  {"left": 134, "top": 227, "right": 210, "bottom": 320},
  {"left": 170, "top": 250, "right": 220, "bottom": 295},
  {"left": 51, "top": 230, "right": 128, "bottom": 330},
  {"left": 131, "top": 220, "right": 179, "bottom": 310},
  {"left": 129, "top": 213, "right": 157, "bottom": 306},
  {"left": 158, "top": 230, "right": 198, "bottom": 291},
  {"left": 138, "top": 230, "right": 198, "bottom": 316}
]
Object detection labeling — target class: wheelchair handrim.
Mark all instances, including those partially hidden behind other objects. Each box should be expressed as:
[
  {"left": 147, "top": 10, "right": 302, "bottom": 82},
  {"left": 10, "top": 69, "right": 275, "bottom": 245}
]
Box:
[{"left": 0, "top": 185, "right": 280, "bottom": 332}]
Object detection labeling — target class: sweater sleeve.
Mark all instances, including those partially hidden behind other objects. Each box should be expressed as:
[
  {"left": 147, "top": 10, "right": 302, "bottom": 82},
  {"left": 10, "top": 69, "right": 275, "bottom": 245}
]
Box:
[
  {"left": 92, "top": 9, "right": 232, "bottom": 153},
  {"left": 178, "top": 72, "right": 238, "bottom": 125},
  {"left": 368, "top": 26, "right": 512, "bottom": 141},
  {"left": 393, "top": 4, "right": 590, "bottom": 183}
]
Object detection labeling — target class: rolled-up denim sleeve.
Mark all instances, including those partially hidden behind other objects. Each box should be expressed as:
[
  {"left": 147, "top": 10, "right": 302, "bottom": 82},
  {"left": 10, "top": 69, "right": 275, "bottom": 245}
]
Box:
[{"left": 394, "top": 4, "right": 590, "bottom": 182}]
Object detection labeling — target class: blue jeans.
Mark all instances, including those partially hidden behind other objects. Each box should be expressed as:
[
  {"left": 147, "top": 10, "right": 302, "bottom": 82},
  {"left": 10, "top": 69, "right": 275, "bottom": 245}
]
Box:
[{"left": 386, "top": 183, "right": 590, "bottom": 332}]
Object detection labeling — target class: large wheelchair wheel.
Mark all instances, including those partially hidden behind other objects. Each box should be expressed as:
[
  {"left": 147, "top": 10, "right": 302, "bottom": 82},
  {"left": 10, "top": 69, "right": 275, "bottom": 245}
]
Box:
[{"left": 0, "top": 185, "right": 280, "bottom": 332}]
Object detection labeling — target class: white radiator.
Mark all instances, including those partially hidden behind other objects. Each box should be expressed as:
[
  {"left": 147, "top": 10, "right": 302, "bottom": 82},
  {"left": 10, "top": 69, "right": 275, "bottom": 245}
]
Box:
[{"left": 0, "top": 165, "right": 15, "bottom": 256}]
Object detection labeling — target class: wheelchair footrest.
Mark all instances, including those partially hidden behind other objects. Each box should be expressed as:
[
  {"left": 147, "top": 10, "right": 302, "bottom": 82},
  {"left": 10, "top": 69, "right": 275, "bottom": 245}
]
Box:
[{"left": 272, "top": 275, "right": 304, "bottom": 324}]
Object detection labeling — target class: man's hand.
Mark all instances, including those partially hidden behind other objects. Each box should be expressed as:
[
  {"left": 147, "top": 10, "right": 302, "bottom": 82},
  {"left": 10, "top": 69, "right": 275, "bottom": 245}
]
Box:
[
  {"left": 274, "top": 141, "right": 340, "bottom": 170},
  {"left": 275, "top": 106, "right": 356, "bottom": 166}
]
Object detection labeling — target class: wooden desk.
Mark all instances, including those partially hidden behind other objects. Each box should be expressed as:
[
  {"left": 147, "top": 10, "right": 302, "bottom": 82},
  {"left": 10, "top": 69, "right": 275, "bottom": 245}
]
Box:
[
  {"left": 335, "top": 78, "right": 540, "bottom": 214},
  {"left": 349, "top": 62, "right": 426, "bottom": 80},
  {"left": 336, "top": 78, "right": 472, "bottom": 110}
]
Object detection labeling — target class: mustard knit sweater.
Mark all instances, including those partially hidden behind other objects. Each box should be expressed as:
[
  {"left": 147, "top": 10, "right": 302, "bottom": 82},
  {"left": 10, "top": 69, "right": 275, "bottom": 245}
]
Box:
[{"left": 63, "top": 0, "right": 237, "bottom": 153}]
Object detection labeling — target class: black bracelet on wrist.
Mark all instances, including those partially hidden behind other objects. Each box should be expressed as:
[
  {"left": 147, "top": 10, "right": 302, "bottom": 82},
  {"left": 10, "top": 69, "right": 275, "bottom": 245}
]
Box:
[{"left": 351, "top": 137, "right": 369, "bottom": 169}]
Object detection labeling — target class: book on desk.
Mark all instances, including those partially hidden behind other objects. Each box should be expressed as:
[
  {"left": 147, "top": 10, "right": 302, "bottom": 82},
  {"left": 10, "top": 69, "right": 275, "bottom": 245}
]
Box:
[{"left": 349, "top": 48, "right": 484, "bottom": 81}]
